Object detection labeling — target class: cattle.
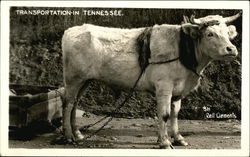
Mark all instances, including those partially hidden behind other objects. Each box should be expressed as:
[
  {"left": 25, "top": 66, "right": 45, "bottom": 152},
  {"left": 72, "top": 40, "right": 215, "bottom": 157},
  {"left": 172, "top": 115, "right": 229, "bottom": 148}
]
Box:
[{"left": 61, "top": 12, "right": 241, "bottom": 149}]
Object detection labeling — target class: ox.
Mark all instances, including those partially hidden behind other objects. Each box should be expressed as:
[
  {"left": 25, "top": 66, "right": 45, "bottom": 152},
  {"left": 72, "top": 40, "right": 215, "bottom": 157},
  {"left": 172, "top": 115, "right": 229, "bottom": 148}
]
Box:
[{"left": 62, "top": 12, "right": 241, "bottom": 148}]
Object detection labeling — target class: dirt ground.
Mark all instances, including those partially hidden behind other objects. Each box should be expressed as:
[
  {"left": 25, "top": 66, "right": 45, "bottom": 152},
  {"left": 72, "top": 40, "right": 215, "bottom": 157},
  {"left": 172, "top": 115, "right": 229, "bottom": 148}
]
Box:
[{"left": 9, "top": 112, "right": 241, "bottom": 149}]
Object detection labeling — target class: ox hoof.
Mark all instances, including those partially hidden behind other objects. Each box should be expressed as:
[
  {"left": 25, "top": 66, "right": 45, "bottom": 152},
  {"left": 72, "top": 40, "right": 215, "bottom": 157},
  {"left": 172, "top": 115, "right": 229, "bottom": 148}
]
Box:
[
  {"left": 159, "top": 144, "right": 175, "bottom": 149},
  {"left": 159, "top": 143, "right": 175, "bottom": 149},
  {"left": 74, "top": 130, "right": 84, "bottom": 141},
  {"left": 158, "top": 138, "right": 174, "bottom": 149},
  {"left": 64, "top": 132, "right": 76, "bottom": 143},
  {"left": 173, "top": 140, "right": 188, "bottom": 146},
  {"left": 65, "top": 136, "right": 75, "bottom": 144},
  {"left": 52, "top": 135, "right": 76, "bottom": 145}
]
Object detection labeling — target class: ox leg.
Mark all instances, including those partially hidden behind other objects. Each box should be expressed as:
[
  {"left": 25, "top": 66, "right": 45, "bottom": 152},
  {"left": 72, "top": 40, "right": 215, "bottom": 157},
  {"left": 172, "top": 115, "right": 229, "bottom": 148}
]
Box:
[
  {"left": 63, "top": 82, "right": 83, "bottom": 142},
  {"left": 71, "top": 81, "right": 90, "bottom": 141},
  {"left": 156, "top": 87, "right": 173, "bottom": 149},
  {"left": 63, "top": 90, "right": 75, "bottom": 142},
  {"left": 170, "top": 100, "right": 188, "bottom": 146},
  {"left": 71, "top": 105, "right": 84, "bottom": 141}
]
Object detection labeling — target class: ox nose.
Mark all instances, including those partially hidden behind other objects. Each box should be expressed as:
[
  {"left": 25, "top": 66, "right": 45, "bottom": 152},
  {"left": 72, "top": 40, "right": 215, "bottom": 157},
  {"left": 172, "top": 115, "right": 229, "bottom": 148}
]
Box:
[
  {"left": 226, "top": 46, "right": 233, "bottom": 52},
  {"left": 225, "top": 46, "right": 237, "bottom": 56}
]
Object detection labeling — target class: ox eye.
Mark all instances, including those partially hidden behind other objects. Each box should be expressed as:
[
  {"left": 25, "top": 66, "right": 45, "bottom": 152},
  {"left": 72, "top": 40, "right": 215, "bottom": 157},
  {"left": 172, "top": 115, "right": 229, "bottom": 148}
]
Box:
[{"left": 207, "top": 32, "right": 214, "bottom": 37}]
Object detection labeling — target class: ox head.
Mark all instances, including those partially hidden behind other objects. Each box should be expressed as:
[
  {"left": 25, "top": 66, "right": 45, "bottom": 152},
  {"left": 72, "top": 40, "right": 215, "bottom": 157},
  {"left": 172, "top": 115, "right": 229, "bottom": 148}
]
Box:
[{"left": 181, "top": 12, "right": 241, "bottom": 60}]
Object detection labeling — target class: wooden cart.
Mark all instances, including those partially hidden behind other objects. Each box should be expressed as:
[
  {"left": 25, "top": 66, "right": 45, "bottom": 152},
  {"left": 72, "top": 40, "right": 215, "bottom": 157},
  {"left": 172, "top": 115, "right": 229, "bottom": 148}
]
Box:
[{"left": 9, "top": 84, "right": 64, "bottom": 128}]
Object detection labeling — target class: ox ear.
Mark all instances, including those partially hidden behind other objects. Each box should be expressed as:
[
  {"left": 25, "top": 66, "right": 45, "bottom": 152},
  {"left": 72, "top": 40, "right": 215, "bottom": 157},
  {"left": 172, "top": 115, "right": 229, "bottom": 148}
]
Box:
[
  {"left": 182, "top": 23, "right": 200, "bottom": 39},
  {"left": 228, "top": 25, "right": 238, "bottom": 40}
]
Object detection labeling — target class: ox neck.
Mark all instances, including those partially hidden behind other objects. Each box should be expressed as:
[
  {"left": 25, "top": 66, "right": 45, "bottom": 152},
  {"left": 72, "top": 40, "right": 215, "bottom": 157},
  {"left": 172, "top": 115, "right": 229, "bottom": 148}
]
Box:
[
  {"left": 179, "top": 27, "right": 211, "bottom": 78},
  {"left": 194, "top": 40, "right": 212, "bottom": 76},
  {"left": 179, "top": 28, "right": 200, "bottom": 77}
]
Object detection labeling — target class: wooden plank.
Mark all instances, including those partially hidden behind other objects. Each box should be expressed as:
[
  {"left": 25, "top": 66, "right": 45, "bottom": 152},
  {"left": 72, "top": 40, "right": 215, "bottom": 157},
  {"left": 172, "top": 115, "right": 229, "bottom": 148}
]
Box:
[
  {"left": 28, "top": 87, "right": 64, "bottom": 105},
  {"left": 9, "top": 84, "right": 58, "bottom": 95}
]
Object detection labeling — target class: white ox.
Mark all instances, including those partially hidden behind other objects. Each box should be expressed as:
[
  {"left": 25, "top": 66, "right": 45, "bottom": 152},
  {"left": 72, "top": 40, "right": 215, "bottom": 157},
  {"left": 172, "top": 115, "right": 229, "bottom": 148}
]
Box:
[{"left": 62, "top": 12, "right": 241, "bottom": 148}]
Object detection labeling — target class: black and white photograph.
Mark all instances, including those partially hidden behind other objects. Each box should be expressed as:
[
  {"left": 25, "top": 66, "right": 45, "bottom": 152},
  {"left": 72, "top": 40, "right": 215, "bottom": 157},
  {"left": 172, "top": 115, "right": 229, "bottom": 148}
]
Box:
[{"left": 1, "top": 1, "right": 249, "bottom": 156}]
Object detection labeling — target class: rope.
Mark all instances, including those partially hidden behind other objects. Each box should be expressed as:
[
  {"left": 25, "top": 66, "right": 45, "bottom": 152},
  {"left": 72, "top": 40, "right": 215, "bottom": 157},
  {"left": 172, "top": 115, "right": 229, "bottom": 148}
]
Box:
[
  {"left": 79, "top": 57, "right": 181, "bottom": 141},
  {"left": 149, "top": 57, "right": 202, "bottom": 78},
  {"left": 149, "top": 57, "right": 179, "bottom": 65}
]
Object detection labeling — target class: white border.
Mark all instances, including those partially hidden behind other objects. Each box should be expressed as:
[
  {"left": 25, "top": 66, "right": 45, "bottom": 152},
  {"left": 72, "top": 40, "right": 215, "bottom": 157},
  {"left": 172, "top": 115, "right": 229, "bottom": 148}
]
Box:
[{"left": 1, "top": 1, "right": 249, "bottom": 156}]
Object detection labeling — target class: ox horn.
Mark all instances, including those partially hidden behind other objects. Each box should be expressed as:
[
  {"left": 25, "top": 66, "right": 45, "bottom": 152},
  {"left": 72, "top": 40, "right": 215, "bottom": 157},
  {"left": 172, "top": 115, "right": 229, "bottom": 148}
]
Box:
[
  {"left": 183, "top": 15, "right": 201, "bottom": 24},
  {"left": 183, "top": 15, "right": 189, "bottom": 23},
  {"left": 190, "top": 15, "right": 202, "bottom": 25},
  {"left": 224, "top": 11, "right": 242, "bottom": 24},
  {"left": 189, "top": 15, "right": 220, "bottom": 28}
]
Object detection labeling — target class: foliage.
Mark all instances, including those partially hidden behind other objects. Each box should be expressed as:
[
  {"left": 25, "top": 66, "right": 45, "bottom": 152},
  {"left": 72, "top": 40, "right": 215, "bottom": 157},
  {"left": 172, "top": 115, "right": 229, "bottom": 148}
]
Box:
[{"left": 9, "top": 7, "right": 242, "bottom": 119}]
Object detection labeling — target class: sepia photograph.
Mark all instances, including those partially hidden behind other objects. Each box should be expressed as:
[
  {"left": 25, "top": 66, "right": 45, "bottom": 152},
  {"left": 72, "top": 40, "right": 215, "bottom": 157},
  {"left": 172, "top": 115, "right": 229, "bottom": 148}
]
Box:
[{"left": 1, "top": 1, "right": 249, "bottom": 156}]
